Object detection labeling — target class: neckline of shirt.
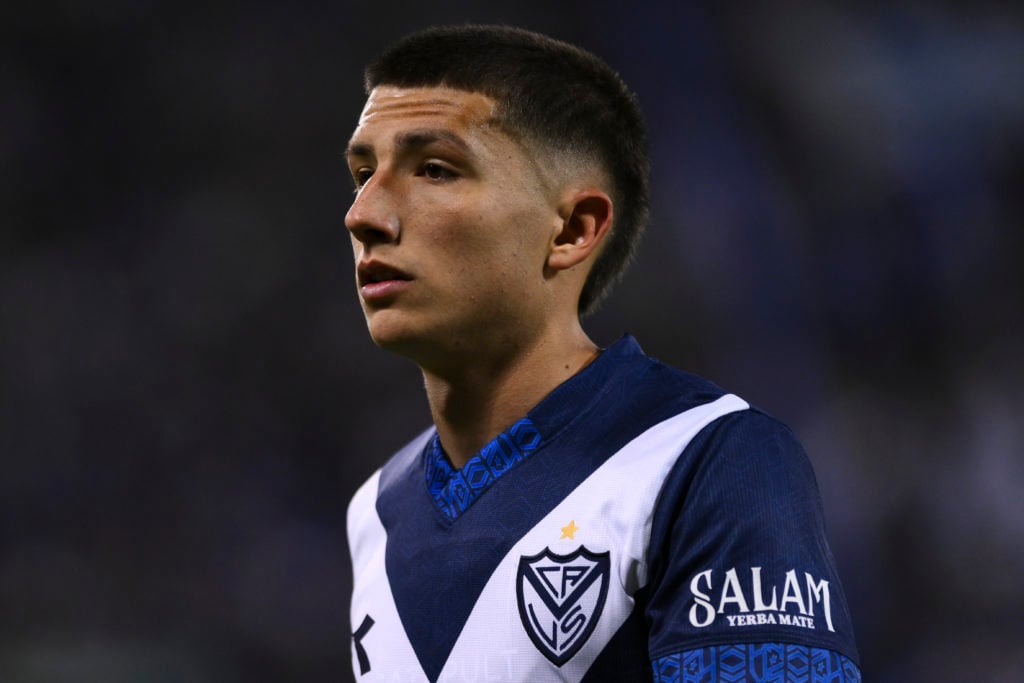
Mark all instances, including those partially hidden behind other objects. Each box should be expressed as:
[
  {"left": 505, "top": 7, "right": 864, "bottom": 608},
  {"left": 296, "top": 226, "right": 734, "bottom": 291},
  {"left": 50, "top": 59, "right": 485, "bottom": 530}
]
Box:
[{"left": 422, "top": 334, "right": 646, "bottom": 522}]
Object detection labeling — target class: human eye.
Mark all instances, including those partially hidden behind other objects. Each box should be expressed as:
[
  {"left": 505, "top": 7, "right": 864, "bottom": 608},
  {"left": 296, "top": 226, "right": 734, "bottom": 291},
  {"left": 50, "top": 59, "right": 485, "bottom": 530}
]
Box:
[
  {"left": 420, "top": 161, "right": 457, "bottom": 182},
  {"left": 351, "top": 167, "right": 374, "bottom": 191}
]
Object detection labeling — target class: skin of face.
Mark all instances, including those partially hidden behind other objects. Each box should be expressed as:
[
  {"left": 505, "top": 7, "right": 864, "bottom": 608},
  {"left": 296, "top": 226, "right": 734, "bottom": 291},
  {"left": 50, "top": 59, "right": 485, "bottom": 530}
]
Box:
[{"left": 345, "top": 86, "right": 571, "bottom": 373}]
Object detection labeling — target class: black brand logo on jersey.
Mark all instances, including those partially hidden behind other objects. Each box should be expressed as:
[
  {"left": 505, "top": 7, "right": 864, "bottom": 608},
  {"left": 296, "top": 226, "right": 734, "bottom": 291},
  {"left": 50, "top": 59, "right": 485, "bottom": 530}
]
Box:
[
  {"left": 516, "top": 546, "right": 610, "bottom": 666},
  {"left": 352, "top": 614, "right": 374, "bottom": 675}
]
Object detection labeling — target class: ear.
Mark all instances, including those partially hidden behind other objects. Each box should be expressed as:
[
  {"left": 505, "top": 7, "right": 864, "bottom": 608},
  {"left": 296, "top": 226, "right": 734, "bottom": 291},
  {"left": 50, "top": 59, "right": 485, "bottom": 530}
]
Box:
[{"left": 547, "top": 189, "right": 614, "bottom": 272}]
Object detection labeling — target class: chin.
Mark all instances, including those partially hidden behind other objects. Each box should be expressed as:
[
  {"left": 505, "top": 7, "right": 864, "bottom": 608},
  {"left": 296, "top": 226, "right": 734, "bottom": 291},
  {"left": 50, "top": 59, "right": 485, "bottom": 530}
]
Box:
[
  {"left": 365, "top": 312, "right": 425, "bottom": 356},
  {"left": 366, "top": 323, "right": 410, "bottom": 351},
  {"left": 366, "top": 311, "right": 470, "bottom": 369}
]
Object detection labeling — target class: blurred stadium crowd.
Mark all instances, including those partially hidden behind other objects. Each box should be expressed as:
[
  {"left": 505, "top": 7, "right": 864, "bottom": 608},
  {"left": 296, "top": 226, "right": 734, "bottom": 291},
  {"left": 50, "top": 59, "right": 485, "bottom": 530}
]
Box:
[{"left": 2, "top": 2, "right": 1022, "bottom": 681}]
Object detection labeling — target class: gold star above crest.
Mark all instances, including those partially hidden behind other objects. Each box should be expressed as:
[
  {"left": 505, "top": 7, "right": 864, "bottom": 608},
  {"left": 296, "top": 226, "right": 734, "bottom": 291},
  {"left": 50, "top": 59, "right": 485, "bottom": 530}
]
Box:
[{"left": 560, "top": 520, "right": 579, "bottom": 540}]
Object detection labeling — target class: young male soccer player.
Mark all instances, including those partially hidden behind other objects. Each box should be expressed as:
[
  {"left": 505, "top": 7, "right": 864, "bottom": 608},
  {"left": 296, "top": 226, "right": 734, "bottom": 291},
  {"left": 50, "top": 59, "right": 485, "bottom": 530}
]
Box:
[{"left": 345, "top": 25, "right": 861, "bottom": 682}]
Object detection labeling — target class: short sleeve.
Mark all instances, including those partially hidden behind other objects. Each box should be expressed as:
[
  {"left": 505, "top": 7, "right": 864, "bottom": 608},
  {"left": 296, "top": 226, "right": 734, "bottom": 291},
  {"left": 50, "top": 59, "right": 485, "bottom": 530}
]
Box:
[{"left": 643, "top": 409, "right": 860, "bottom": 665}]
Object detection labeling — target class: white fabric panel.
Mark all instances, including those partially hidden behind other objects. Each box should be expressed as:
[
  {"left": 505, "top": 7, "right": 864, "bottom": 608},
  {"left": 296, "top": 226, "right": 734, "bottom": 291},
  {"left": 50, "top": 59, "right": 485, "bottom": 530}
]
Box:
[{"left": 349, "top": 469, "right": 431, "bottom": 682}]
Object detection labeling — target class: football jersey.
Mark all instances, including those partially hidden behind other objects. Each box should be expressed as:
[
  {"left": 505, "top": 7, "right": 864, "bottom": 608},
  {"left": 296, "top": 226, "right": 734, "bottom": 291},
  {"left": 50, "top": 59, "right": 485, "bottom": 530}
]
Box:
[{"left": 347, "top": 336, "right": 860, "bottom": 681}]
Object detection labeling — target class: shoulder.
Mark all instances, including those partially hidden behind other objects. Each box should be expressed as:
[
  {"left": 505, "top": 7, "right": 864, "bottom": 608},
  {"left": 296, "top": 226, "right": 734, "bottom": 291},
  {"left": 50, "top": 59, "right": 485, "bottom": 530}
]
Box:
[
  {"left": 346, "top": 426, "right": 434, "bottom": 529},
  {"left": 628, "top": 351, "right": 733, "bottom": 411},
  {"left": 376, "top": 426, "right": 435, "bottom": 493},
  {"left": 684, "top": 407, "right": 818, "bottom": 494},
  {"left": 651, "top": 406, "right": 827, "bottom": 561},
  {"left": 642, "top": 400, "right": 860, "bottom": 663}
]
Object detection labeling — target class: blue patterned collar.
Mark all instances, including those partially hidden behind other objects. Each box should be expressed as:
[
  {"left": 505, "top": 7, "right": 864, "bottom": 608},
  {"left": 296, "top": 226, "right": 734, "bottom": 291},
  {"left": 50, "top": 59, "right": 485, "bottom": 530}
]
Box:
[
  {"left": 424, "top": 418, "right": 542, "bottom": 521},
  {"left": 422, "top": 335, "right": 647, "bottom": 522}
]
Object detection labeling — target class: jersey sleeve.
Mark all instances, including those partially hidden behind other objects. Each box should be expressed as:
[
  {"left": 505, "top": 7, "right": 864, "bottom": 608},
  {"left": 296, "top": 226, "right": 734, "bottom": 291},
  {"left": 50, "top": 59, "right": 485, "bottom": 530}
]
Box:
[
  {"left": 643, "top": 409, "right": 860, "bottom": 667},
  {"left": 652, "top": 643, "right": 862, "bottom": 682}
]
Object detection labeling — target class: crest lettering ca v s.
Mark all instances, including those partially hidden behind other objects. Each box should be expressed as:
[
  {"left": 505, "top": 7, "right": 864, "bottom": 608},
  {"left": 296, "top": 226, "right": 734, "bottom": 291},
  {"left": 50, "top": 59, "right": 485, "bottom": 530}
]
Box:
[{"left": 516, "top": 546, "right": 610, "bottom": 666}]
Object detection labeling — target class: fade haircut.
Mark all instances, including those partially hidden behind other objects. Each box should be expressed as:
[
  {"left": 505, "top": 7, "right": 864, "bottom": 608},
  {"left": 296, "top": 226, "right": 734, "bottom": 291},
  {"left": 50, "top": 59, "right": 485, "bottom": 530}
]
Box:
[{"left": 364, "top": 25, "right": 650, "bottom": 316}]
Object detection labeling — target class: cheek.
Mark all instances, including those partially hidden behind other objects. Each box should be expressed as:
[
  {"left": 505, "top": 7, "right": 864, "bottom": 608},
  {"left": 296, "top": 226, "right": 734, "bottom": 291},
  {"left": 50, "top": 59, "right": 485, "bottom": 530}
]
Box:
[{"left": 424, "top": 193, "right": 552, "bottom": 283}]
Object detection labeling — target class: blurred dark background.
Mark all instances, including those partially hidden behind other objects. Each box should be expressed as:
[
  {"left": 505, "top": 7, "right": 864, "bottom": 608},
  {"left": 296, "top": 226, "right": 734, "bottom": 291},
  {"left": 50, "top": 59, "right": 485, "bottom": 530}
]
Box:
[{"left": 2, "top": 2, "right": 1022, "bottom": 681}]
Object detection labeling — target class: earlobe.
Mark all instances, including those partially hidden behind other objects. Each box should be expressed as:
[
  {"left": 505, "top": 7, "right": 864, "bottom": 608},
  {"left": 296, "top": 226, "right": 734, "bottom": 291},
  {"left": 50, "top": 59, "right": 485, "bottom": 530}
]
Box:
[{"left": 548, "top": 190, "right": 614, "bottom": 272}]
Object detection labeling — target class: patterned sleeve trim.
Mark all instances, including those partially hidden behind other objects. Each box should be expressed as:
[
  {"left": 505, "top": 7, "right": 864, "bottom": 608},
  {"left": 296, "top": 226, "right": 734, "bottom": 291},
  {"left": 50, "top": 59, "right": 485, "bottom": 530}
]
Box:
[{"left": 652, "top": 643, "right": 861, "bottom": 682}]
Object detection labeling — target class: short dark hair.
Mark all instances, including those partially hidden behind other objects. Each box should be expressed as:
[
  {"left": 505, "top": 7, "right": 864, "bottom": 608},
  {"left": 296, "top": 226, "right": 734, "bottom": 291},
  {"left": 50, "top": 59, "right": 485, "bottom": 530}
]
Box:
[{"left": 364, "top": 25, "right": 650, "bottom": 315}]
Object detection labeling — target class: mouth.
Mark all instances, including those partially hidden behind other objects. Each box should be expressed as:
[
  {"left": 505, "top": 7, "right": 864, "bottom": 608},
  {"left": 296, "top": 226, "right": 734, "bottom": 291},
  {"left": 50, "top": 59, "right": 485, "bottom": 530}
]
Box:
[
  {"left": 357, "top": 261, "right": 413, "bottom": 288},
  {"left": 357, "top": 261, "right": 414, "bottom": 301}
]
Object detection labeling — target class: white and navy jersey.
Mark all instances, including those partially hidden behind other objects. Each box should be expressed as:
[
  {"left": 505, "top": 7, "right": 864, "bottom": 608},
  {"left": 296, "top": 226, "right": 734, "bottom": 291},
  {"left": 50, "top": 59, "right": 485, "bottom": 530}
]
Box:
[{"left": 347, "top": 336, "right": 861, "bottom": 681}]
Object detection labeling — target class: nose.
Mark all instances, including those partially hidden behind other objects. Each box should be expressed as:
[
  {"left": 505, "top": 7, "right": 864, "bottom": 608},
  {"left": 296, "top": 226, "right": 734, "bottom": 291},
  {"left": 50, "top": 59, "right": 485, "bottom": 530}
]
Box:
[{"left": 345, "top": 174, "right": 400, "bottom": 246}]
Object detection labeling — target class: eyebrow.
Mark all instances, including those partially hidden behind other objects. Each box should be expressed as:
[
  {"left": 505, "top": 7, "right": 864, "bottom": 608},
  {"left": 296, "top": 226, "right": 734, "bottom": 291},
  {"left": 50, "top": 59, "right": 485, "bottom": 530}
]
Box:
[{"left": 345, "top": 128, "right": 473, "bottom": 160}]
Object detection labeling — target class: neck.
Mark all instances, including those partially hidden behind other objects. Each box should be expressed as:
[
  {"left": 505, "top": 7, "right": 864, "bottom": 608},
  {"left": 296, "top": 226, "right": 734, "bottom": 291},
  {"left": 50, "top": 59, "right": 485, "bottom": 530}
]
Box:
[{"left": 421, "top": 322, "right": 598, "bottom": 468}]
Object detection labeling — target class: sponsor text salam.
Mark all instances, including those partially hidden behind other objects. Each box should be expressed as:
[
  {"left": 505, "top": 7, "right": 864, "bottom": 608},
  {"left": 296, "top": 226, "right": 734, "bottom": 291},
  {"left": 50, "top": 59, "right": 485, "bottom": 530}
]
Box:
[{"left": 689, "top": 567, "right": 834, "bottom": 632}]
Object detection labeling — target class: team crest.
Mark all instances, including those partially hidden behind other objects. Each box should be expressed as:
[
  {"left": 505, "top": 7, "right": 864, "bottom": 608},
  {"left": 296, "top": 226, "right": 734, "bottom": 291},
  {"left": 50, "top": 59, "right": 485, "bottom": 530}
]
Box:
[{"left": 516, "top": 546, "right": 610, "bottom": 666}]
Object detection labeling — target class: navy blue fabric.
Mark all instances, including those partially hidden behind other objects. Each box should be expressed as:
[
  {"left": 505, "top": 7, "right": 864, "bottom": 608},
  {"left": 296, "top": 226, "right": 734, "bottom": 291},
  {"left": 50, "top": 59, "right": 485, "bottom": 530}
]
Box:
[
  {"left": 579, "top": 584, "right": 654, "bottom": 682},
  {"left": 371, "top": 335, "right": 858, "bottom": 681}
]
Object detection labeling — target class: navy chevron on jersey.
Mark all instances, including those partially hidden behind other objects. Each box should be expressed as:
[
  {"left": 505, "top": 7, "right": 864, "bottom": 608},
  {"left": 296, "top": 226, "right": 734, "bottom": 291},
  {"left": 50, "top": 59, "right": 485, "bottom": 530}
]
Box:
[{"left": 347, "top": 336, "right": 860, "bottom": 681}]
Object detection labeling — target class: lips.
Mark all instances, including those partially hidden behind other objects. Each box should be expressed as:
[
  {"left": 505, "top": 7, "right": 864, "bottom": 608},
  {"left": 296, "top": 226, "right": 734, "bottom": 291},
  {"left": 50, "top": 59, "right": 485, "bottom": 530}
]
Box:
[
  {"left": 357, "top": 261, "right": 414, "bottom": 302},
  {"left": 357, "top": 261, "right": 413, "bottom": 288}
]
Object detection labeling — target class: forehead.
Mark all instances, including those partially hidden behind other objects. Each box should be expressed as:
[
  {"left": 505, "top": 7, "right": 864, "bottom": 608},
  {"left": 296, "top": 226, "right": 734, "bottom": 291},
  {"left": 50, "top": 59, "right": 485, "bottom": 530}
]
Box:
[
  {"left": 346, "top": 85, "right": 567, "bottom": 195},
  {"left": 350, "top": 86, "right": 501, "bottom": 144}
]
